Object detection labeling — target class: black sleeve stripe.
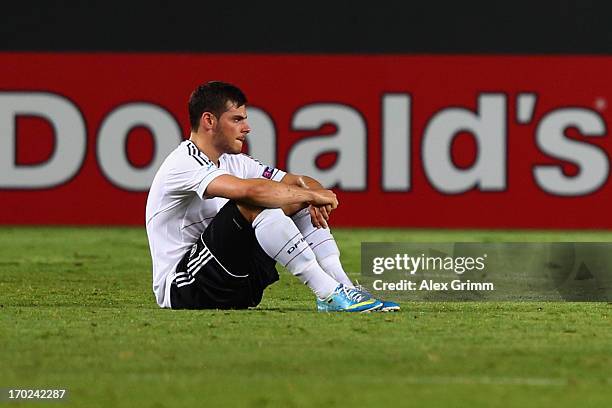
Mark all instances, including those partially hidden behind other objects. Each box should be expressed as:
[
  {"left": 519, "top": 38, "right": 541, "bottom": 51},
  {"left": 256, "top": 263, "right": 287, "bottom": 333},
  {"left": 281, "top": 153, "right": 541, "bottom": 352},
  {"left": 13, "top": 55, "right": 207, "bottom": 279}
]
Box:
[
  {"left": 194, "top": 149, "right": 212, "bottom": 165},
  {"left": 190, "top": 154, "right": 206, "bottom": 166},
  {"left": 187, "top": 143, "right": 215, "bottom": 167},
  {"left": 187, "top": 144, "right": 206, "bottom": 166}
]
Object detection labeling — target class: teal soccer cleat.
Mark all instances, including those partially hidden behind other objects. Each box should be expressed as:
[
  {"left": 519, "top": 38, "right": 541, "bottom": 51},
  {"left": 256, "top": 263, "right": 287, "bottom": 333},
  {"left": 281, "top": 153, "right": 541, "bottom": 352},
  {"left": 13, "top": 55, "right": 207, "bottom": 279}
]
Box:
[
  {"left": 379, "top": 299, "right": 401, "bottom": 312},
  {"left": 354, "top": 282, "right": 401, "bottom": 312},
  {"left": 317, "top": 284, "right": 383, "bottom": 312}
]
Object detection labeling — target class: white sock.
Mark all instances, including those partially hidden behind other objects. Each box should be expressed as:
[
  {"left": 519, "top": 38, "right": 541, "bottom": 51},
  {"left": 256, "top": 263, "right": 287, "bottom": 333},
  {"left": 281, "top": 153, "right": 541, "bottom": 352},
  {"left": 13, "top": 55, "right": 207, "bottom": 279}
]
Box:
[
  {"left": 290, "top": 208, "right": 355, "bottom": 288},
  {"left": 252, "top": 208, "right": 339, "bottom": 299}
]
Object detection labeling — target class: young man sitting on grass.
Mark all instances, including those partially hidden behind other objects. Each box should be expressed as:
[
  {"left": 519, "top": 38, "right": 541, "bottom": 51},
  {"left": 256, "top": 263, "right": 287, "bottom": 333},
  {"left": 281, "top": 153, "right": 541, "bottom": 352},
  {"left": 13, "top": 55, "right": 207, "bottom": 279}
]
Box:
[{"left": 146, "top": 81, "right": 399, "bottom": 312}]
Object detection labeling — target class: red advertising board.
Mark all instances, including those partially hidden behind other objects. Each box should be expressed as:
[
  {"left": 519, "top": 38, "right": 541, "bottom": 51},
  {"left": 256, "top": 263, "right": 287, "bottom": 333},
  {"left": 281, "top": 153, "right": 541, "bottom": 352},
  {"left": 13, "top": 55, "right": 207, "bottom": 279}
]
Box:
[{"left": 1, "top": 53, "right": 611, "bottom": 228}]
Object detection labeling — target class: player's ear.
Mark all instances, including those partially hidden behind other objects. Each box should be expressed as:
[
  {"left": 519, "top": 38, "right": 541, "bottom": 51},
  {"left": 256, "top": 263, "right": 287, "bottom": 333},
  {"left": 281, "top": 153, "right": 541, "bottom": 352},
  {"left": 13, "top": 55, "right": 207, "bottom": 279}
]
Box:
[{"left": 200, "top": 112, "right": 216, "bottom": 131}]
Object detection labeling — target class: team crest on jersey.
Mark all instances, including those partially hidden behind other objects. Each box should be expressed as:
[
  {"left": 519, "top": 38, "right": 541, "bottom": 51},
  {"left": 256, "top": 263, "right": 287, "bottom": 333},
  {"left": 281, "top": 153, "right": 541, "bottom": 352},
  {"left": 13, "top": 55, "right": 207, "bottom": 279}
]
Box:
[{"left": 262, "top": 166, "right": 274, "bottom": 179}]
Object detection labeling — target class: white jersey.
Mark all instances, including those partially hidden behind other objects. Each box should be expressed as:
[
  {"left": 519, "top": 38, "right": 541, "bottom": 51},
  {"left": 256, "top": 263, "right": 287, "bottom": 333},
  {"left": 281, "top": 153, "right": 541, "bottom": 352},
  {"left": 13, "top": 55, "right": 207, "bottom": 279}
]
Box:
[{"left": 145, "top": 140, "right": 286, "bottom": 307}]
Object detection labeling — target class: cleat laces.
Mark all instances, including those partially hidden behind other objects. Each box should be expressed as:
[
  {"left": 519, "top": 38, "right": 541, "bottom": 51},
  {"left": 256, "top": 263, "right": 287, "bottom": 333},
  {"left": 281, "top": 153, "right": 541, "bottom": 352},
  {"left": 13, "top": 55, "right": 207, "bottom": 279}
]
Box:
[
  {"left": 354, "top": 281, "right": 372, "bottom": 297},
  {"left": 342, "top": 286, "right": 369, "bottom": 303}
]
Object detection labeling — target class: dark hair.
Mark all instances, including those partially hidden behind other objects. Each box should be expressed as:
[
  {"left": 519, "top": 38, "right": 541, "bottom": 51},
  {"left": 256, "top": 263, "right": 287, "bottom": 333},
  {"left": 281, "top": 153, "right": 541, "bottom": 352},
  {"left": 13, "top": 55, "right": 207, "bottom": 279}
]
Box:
[{"left": 188, "top": 81, "right": 248, "bottom": 131}]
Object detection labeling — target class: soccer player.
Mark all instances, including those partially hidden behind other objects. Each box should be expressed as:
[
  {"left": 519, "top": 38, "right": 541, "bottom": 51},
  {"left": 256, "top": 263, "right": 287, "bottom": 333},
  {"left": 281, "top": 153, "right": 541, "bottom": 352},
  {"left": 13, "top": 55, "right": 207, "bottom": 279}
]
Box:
[{"left": 145, "top": 81, "right": 399, "bottom": 312}]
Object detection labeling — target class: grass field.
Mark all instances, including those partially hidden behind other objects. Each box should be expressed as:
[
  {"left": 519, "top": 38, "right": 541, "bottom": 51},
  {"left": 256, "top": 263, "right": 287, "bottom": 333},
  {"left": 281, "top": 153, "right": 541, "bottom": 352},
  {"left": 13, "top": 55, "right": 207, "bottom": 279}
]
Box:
[{"left": 1, "top": 227, "right": 611, "bottom": 407}]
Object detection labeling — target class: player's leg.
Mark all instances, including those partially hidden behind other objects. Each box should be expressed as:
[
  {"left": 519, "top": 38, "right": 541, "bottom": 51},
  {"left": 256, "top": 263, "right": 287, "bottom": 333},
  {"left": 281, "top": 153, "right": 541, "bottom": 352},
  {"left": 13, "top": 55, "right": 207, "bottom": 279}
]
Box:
[
  {"left": 171, "top": 201, "right": 384, "bottom": 311},
  {"left": 238, "top": 203, "right": 384, "bottom": 312},
  {"left": 289, "top": 207, "right": 354, "bottom": 287},
  {"left": 170, "top": 201, "right": 276, "bottom": 309},
  {"left": 237, "top": 203, "right": 338, "bottom": 299},
  {"left": 289, "top": 207, "right": 401, "bottom": 312}
]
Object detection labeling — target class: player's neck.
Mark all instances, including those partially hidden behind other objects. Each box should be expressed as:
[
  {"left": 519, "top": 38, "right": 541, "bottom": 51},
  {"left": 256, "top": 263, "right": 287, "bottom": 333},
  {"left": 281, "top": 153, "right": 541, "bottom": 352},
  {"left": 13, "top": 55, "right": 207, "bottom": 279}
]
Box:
[{"left": 189, "top": 133, "right": 221, "bottom": 167}]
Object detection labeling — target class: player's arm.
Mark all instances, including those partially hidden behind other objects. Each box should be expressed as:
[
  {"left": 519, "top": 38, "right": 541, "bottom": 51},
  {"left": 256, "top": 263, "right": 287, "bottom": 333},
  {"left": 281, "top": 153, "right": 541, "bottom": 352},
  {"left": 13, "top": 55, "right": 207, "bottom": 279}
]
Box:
[
  {"left": 205, "top": 174, "right": 338, "bottom": 210},
  {"left": 280, "top": 173, "right": 323, "bottom": 189},
  {"left": 280, "top": 173, "right": 333, "bottom": 228}
]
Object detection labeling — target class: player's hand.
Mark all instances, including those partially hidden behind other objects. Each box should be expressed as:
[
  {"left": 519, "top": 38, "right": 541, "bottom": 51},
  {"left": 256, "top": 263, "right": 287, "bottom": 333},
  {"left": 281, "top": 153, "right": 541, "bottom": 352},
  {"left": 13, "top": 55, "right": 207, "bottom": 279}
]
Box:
[
  {"left": 296, "top": 176, "right": 336, "bottom": 228},
  {"left": 309, "top": 204, "right": 333, "bottom": 229},
  {"left": 308, "top": 188, "right": 338, "bottom": 209}
]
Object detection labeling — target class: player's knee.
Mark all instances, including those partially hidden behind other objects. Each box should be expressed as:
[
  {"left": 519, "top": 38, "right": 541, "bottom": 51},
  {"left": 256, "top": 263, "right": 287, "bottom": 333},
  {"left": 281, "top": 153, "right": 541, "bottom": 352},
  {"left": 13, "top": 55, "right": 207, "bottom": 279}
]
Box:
[
  {"left": 257, "top": 208, "right": 287, "bottom": 221},
  {"left": 235, "top": 202, "right": 271, "bottom": 223},
  {"left": 281, "top": 202, "right": 308, "bottom": 217},
  {"left": 251, "top": 208, "right": 295, "bottom": 235}
]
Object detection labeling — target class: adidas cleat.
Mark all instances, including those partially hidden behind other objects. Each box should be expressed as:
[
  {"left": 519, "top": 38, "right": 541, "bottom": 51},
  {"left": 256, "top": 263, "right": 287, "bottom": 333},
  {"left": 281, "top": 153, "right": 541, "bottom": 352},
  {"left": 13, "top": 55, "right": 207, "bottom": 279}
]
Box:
[{"left": 317, "top": 284, "right": 383, "bottom": 312}]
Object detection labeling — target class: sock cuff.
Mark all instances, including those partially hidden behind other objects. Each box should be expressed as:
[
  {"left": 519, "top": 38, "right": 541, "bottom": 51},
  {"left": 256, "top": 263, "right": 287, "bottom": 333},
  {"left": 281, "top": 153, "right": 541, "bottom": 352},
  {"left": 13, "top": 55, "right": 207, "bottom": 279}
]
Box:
[{"left": 252, "top": 208, "right": 285, "bottom": 229}]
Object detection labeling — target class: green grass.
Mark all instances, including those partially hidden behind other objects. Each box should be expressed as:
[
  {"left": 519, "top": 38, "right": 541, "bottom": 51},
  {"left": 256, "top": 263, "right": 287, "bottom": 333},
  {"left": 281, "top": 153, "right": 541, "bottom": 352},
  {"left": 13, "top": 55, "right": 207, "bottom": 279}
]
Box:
[{"left": 1, "top": 227, "right": 611, "bottom": 407}]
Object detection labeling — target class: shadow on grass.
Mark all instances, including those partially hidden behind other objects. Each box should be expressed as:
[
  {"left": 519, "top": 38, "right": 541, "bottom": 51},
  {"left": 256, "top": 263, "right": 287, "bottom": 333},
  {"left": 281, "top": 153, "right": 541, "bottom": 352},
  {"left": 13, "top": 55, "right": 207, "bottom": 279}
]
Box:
[{"left": 253, "top": 306, "right": 315, "bottom": 312}]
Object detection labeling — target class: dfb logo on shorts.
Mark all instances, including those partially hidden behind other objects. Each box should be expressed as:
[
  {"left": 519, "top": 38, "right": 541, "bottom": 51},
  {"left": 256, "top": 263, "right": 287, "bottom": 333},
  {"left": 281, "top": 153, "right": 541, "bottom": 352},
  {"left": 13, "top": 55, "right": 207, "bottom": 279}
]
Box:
[{"left": 189, "top": 244, "right": 198, "bottom": 258}]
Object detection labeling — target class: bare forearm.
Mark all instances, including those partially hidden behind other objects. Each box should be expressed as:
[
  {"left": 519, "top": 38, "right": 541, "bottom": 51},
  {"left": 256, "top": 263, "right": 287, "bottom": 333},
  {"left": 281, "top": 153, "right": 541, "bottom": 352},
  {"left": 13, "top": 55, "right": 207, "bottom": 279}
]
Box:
[
  {"left": 206, "top": 174, "right": 337, "bottom": 211},
  {"left": 279, "top": 176, "right": 324, "bottom": 215},
  {"left": 240, "top": 179, "right": 315, "bottom": 208},
  {"left": 281, "top": 174, "right": 323, "bottom": 189},
  {"left": 300, "top": 175, "right": 323, "bottom": 189},
  {"left": 279, "top": 173, "right": 336, "bottom": 227}
]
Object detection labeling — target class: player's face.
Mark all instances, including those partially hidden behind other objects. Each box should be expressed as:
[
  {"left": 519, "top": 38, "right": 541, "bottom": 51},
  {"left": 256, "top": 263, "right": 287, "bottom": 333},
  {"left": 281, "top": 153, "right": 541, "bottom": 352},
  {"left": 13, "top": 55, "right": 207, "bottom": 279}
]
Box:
[{"left": 212, "top": 104, "right": 250, "bottom": 154}]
